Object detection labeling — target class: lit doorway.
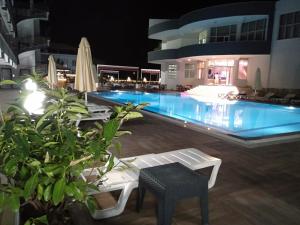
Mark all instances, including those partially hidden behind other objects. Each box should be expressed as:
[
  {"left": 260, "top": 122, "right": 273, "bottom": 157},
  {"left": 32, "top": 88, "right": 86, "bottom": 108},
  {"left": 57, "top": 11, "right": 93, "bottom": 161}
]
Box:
[{"left": 207, "top": 59, "right": 234, "bottom": 85}]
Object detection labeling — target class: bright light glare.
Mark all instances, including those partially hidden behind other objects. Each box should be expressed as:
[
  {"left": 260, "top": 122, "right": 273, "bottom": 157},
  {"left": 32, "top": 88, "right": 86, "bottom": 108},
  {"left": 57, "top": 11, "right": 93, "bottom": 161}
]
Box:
[
  {"left": 24, "top": 91, "right": 46, "bottom": 115},
  {"left": 127, "top": 77, "right": 131, "bottom": 82},
  {"left": 143, "top": 77, "right": 147, "bottom": 82},
  {"left": 25, "top": 79, "right": 38, "bottom": 91}
]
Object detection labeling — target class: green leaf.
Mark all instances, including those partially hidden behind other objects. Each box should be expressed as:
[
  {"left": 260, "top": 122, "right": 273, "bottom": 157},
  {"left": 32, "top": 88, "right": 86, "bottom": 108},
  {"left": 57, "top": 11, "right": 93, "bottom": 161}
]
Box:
[
  {"left": 86, "top": 196, "right": 97, "bottom": 213},
  {"left": 37, "top": 184, "right": 44, "bottom": 200},
  {"left": 20, "top": 166, "right": 29, "bottom": 179},
  {"left": 43, "top": 185, "right": 52, "bottom": 201},
  {"left": 24, "top": 219, "right": 32, "bottom": 225},
  {"left": 4, "top": 159, "right": 18, "bottom": 177},
  {"left": 115, "top": 131, "right": 131, "bottom": 137},
  {"left": 44, "top": 152, "right": 50, "bottom": 163},
  {"left": 8, "top": 195, "right": 20, "bottom": 212},
  {"left": 123, "top": 111, "right": 143, "bottom": 120},
  {"left": 105, "top": 155, "right": 115, "bottom": 173},
  {"left": 114, "top": 140, "right": 122, "bottom": 154},
  {"left": 29, "top": 160, "right": 41, "bottom": 167},
  {"left": 24, "top": 173, "right": 38, "bottom": 200},
  {"left": 34, "top": 215, "right": 48, "bottom": 224},
  {"left": 52, "top": 178, "right": 66, "bottom": 206},
  {"left": 66, "top": 106, "right": 88, "bottom": 114},
  {"left": 43, "top": 142, "right": 58, "bottom": 147},
  {"left": 65, "top": 183, "right": 83, "bottom": 201},
  {"left": 103, "top": 119, "right": 120, "bottom": 143},
  {"left": 35, "top": 108, "right": 57, "bottom": 131}
]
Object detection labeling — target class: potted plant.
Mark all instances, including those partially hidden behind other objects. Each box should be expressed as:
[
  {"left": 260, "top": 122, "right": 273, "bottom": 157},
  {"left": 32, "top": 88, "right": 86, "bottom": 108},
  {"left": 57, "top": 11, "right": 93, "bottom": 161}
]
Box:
[{"left": 0, "top": 75, "right": 146, "bottom": 225}]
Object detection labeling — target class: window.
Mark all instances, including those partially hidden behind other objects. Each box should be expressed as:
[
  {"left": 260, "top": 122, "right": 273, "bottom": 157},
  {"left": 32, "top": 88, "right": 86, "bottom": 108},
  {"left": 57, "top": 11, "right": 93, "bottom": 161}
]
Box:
[
  {"left": 210, "top": 25, "right": 236, "bottom": 42},
  {"left": 241, "top": 19, "right": 267, "bottom": 41},
  {"left": 208, "top": 59, "right": 234, "bottom": 67},
  {"left": 198, "top": 62, "right": 205, "bottom": 79},
  {"left": 199, "top": 30, "right": 207, "bottom": 44},
  {"left": 168, "top": 64, "right": 177, "bottom": 79},
  {"left": 4, "top": 53, "right": 8, "bottom": 62},
  {"left": 238, "top": 59, "right": 248, "bottom": 80},
  {"left": 278, "top": 11, "right": 300, "bottom": 39},
  {"left": 185, "top": 64, "right": 195, "bottom": 78}
]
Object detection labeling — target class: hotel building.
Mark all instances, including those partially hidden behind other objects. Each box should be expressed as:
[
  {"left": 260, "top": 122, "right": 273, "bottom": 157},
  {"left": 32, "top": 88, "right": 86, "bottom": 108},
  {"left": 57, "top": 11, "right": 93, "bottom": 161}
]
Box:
[
  {"left": 0, "top": 0, "right": 18, "bottom": 82},
  {"left": 148, "top": 0, "right": 300, "bottom": 91}
]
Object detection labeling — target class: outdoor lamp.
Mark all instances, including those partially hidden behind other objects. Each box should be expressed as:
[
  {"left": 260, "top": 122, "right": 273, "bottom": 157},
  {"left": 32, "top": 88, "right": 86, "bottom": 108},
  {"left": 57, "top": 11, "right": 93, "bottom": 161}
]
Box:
[
  {"left": 143, "top": 77, "right": 147, "bottom": 82},
  {"left": 127, "top": 76, "right": 131, "bottom": 82},
  {"left": 24, "top": 79, "right": 38, "bottom": 91},
  {"left": 23, "top": 91, "right": 46, "bottom": 115}
]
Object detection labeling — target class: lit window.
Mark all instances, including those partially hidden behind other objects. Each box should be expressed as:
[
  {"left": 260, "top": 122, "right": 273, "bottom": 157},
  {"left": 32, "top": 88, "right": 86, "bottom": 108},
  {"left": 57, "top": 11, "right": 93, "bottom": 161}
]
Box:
[
  {"left": 168, "top": 64, "right": 177, "bottom": 79},
  {"left": 238, "top": 59, "right": 248, "bottom": 80},
  {"left": 185, "top": 64, "right": 195, "bottom": 78},
  {"left": 199, "top": 30, "right": 207, "bottom": 44},
  {"left": 208, "top": 59, "right": 234, "bottom": 67},
  {"left": 210, "top": 25, "right": 236, "bottom": 43},
  {"left": 241, "top": 19, "right": 267, "bottom": 41},
  {"left": 278, "top": 11, "right": 300, "bottom": 40}
]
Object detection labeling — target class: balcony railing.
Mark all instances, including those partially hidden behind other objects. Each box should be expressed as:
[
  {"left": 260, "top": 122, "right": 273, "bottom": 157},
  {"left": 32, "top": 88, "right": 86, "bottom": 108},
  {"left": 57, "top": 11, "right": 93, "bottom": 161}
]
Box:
[
  {"left": 148, "top": 41, "right": 270, "bottom": 61},
  {"left": 15, "top": 8, "right": 48, "bottom": 21},
  {"left": 18, "top": 36, "right": 49, "bottom": 52}
]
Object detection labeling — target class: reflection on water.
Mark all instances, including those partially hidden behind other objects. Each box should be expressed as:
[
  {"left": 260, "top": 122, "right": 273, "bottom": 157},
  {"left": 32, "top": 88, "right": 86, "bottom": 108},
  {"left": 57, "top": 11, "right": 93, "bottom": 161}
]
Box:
[{"left": 96, "top": 91, "right": 300, "bottom": 137}]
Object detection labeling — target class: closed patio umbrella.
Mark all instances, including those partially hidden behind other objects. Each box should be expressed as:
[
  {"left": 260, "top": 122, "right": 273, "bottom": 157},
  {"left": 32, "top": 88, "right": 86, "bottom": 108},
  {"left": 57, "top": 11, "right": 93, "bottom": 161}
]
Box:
[
  {"left": 75, "top": 37, "right": 97, "bottom": 104},
  {"left": 254, "top": 67, "right": 262, "bottom": 95},
  {"left": 47, "top": 55, "right": 57, "bottom": 89}
]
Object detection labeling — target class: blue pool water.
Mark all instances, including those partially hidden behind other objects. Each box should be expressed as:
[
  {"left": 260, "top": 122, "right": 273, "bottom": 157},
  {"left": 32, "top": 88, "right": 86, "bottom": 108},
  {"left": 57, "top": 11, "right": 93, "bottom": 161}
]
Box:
[{"left": 93, "top": 91, "right": 300, "bottom": 139}]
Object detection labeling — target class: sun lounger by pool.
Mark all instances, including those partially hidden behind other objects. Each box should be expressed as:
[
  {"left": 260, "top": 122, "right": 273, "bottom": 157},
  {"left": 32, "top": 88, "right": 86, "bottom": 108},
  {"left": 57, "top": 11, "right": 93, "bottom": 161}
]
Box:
[
  {"left": 271, "top": 93, "right": 296, "bottom": 104},
  {"left": 75, "top": 111, "right": 112, "bottom": 127},
  {"left": 81, "top": 148, "right": 222, "bottom": 219},
  {"left": 87, "top": 105, "right": 111, "bottom": 113}
]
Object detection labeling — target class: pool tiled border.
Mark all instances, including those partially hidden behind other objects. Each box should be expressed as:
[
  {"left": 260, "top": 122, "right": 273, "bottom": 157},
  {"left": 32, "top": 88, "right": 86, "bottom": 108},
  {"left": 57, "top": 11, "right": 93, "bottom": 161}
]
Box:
[{"left": 91, "top": 93, "right": 300, "bottom": 148}]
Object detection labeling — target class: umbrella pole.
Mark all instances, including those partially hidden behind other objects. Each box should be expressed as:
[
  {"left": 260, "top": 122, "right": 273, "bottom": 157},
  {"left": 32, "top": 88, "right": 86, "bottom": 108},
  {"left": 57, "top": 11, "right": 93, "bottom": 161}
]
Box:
[{"left": 85, "top": 92, "right": 88, "bottom": 105}]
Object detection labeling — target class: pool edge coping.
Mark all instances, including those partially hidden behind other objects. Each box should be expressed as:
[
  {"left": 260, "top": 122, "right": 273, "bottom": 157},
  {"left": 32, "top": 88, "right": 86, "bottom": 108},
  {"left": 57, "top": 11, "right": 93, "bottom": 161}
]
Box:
[{"left": 89, "top": 93, "right": 300, "bottom": 148}]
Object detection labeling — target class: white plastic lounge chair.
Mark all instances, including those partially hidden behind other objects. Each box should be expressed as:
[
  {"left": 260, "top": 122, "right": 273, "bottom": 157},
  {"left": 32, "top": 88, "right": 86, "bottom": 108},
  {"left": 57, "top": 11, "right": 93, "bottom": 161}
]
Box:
[
  {"left": 75, "top": 112, "right": 112, "bottom": 127},
  {"left": 88, "top": 105, "right": 111, "bottom": 113},
  {"left": 81, "top": 148, "right": 222, "bottom": 219},
  {"left": 271, "top": 93, "right": 296, "bottom": 104}
]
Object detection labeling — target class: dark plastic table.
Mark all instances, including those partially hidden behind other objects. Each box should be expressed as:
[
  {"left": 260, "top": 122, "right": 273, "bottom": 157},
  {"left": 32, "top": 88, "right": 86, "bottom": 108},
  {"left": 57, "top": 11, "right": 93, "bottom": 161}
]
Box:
[{"left": 137, "top": 162, "right": 209, "bottom": 225}]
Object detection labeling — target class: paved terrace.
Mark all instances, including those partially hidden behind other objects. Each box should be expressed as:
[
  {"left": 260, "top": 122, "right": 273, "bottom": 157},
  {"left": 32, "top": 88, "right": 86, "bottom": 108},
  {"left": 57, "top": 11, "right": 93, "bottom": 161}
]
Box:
[
  {"left": 70, "top": 96, "right": 300, "bottom": 225},
  {"left": 1, "top": 91, "right": 299, "bottom": 225}
]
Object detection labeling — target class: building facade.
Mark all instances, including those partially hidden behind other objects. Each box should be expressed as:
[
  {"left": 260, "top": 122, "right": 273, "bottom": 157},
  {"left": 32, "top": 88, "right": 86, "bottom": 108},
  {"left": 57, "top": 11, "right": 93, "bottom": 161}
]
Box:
[
  {"left": 0, "top": 0, "right": 18, "bottom": 82},
  {"left": 15, "top": 0, "right": 50, "bottom": 75},
  {"left": 148, "top": 0, "right": 300, "bottom": 91}
]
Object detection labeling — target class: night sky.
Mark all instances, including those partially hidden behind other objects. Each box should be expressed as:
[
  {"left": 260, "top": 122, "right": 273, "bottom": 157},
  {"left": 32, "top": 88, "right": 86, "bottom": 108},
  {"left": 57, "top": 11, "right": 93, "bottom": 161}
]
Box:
[{"left": 49, "top": 0, "right": 259, "bottom": 68}]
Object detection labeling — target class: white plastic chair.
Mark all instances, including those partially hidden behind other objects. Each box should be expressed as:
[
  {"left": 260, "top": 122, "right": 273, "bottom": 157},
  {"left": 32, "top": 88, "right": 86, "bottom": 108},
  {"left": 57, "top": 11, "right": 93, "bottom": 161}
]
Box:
[{"left": 81, "top": 148, "right": 222, "bottom": 219}]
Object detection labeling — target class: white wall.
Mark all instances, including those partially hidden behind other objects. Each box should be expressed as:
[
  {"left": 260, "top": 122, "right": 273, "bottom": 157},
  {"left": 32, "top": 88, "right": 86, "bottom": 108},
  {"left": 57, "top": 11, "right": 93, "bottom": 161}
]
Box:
[
  {"left": 162, "top": 62, "right": 181, "bottom": 90},
  {"left": 269, "top": 0, "right": 300, "bottom": 89},
  {"left": 149, "top": 19, "right": 171, "bottom": 27},
  {"left": 17, "top": 19, "right": 35, "bottom": 40},
  {"left": 18, "top": 50, "right": 36, "bottom": 70},
  {"left": 247, "top": 55, "right": 270, "bottom": 89},
  {"left": 162, "top": 39, "right": 181, "bottom": 50}
]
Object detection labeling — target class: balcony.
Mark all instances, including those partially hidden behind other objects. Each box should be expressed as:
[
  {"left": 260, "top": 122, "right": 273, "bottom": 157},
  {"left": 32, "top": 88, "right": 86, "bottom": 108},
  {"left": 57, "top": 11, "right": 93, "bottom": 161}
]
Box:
[
  {"left": 148, "top": 41, "right": 270, "bottom": 62},
  {"left": 18, "top": 36, "right": 49, "bottom": 53},
  {"left": 15, "top": 8, "right": 49, "bottom": 22},
  {"left": 148, "top": 1, "right": 275, "bottom": 38}
]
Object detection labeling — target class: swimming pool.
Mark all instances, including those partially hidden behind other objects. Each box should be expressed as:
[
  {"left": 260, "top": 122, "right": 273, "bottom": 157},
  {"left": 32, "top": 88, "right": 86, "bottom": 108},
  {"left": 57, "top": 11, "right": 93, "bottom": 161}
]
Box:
[{"left": 93, "top": 91, "right": 300, "bottom": 139}]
